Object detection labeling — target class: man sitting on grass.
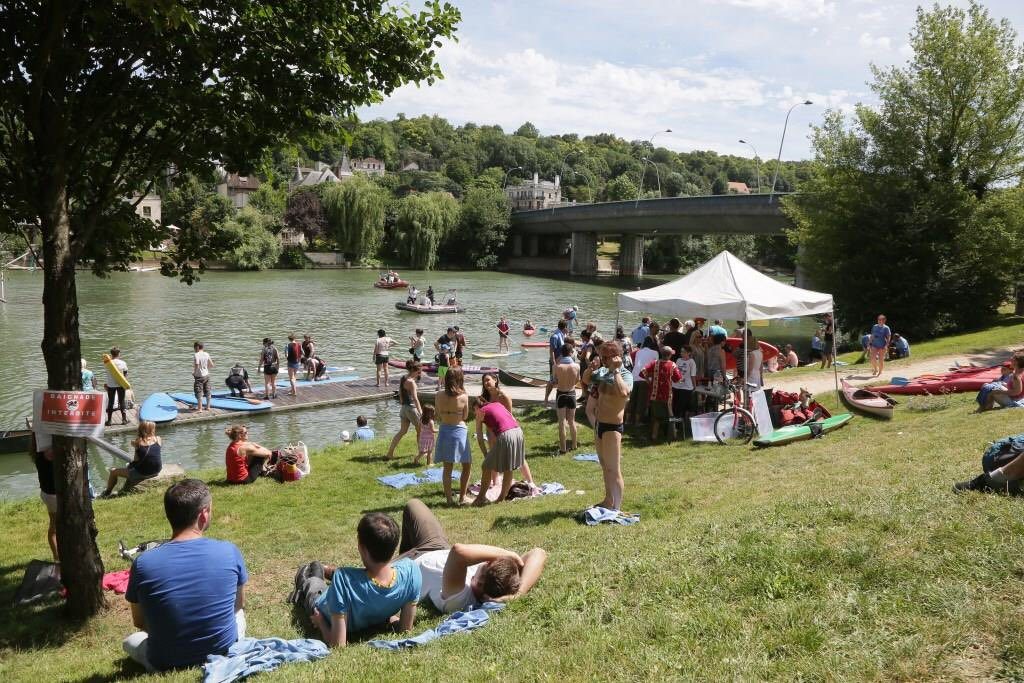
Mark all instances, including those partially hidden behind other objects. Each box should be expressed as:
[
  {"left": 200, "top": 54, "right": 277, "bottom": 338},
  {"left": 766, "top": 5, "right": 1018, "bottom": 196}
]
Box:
[
  {"left": 396, "top": 498, "right": 547, "bottom": 612},
  {"left": 123, "top": 479, "right": 247, "bottom": 673},
  {"left": 290, "top": 512, "right": 421, "bottom": 647}
]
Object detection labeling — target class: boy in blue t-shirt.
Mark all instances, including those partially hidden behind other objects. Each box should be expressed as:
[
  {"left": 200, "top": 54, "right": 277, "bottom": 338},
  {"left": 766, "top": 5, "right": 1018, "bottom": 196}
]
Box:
[{"left": 291, "top": 512, "right": 420, "bottom": 647}]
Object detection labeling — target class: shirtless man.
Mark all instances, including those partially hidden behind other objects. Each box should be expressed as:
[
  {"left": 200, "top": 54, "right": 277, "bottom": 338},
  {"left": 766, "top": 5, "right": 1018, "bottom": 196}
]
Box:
[
  {"left": 592, "top": 340, "right": 632, "bottom": 511},
  {"left": 553, "top": 344, "right": 580, "bottom": 453}
]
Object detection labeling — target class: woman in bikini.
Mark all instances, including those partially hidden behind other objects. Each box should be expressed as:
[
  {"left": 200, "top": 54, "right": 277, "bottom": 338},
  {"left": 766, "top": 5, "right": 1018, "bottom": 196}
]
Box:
[{"left": 434, "top": 366, "right": 472, "bottom": 505}]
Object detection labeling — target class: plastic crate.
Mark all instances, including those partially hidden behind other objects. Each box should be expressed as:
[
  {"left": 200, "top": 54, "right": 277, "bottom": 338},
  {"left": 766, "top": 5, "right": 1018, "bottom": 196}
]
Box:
[{"left": 690, "top": 411, "right": 721, "bottom": 442}]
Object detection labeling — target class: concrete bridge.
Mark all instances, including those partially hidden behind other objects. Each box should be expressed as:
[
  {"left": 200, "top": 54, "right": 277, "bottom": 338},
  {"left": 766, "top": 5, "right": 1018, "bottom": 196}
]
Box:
[{"left": 507, "top": 193, "right": 793, "bottom": 276}]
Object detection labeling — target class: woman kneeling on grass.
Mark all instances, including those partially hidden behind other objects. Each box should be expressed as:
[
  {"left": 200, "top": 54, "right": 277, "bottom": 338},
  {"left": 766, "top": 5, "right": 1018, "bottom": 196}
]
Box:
[
  {"left": 100, "top": 420, "right": 162, "bottom": 497},
  {"left": 225, "top": 424, "right": 273, "bottom": 484},
  {"left": 434, "top": 367, "right": 472, "bottom": 505}
]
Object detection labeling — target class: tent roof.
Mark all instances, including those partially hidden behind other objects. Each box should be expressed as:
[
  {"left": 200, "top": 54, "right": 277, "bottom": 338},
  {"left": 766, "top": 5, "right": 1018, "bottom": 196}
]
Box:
[{"left": 617, "top": 251, "right": 833, "bottom": 321}]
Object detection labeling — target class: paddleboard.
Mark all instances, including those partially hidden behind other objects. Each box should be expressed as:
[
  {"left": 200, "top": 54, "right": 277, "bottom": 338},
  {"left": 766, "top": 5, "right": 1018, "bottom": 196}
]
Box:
[
  {"left": 471, "top": 351, "right": 524, "bottom": 359},
  {"left": 169, "top": 392, "right": 272, "bottom": 412},
  {"left": 102, "top": 353, "right": 131, "bottom": 389},
  {"left": 275, "top": 374, "right": 360, "bottom": 388},
  {"left": 753, "top": 413, "right": 853, "bottom": 447},
  {"left": 521, "top": 342, "right": 548, "bottom": 349},
  {"left": 138, "top": 392, "right": 179, "bottom": 423}
]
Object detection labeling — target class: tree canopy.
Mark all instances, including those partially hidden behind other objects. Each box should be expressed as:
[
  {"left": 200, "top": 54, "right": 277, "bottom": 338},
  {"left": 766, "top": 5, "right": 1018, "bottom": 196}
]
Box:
[{"left": 785, "top": 1, "right": 1024, "bottom": 338}]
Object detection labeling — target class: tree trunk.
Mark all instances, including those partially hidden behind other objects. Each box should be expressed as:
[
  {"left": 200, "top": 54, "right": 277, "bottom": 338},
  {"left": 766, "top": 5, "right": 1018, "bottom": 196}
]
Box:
[
  {"left": 1016, "top": 285, "right": 1024, "bottom": 315},
  {"left": 40, "top": 187, "right": 106, "bottom": 618}
]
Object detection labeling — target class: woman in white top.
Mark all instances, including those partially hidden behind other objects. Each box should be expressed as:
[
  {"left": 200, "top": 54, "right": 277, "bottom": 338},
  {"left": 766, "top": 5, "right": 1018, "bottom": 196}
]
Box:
[{"left": 745, "top": 329, "right": 764, "bottom": 389}]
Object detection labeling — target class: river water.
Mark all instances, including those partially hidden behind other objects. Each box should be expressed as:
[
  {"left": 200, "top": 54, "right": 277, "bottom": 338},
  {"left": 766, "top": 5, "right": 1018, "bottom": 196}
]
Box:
[{"left": 0, "top": 268, "right": 815, "bottom": 500}]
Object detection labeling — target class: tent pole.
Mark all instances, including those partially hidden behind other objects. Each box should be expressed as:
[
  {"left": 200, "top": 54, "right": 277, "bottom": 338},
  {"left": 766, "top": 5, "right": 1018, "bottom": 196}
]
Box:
[
  {"left": 743, "top": 313, "right": 749, "bottom": 405},
  {"left": 831, "top": 307, "right": 839, "bottom": 399}
]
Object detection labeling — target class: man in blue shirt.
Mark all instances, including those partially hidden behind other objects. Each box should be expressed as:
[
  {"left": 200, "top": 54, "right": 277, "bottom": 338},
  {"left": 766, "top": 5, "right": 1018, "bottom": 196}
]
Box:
[
  {"left": 869, "top": 314, "right": 892, "bottom": 377},
  {"left": 709, "top": 320, "right": 728, "bottom": 339},
  {"left": 630, "top": 317, "right": 651, "bottom": 346},
  {"left": 123, "top": 479, "right": 247, "bottom": 672},
  {"left": 290, "top": 512, "right": 420, "bottom": 647},
  {"left": 543, "top": 320, "right": 569, "bottom": 406},
  {"left": 353, "top": 415, "right": 375, "bottom": 440}
]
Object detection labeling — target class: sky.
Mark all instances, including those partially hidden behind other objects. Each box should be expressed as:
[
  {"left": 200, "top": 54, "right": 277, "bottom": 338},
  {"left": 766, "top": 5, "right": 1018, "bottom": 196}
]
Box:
[{"left": 362, "top": 0, "right": 1024, "bottom": 160}]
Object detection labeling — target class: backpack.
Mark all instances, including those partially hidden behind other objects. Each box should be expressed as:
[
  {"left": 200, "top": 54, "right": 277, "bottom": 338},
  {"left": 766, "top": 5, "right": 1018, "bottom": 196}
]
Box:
[
  {"left": 261, "top": 345, "right": 278, "bottom": 371},
  {"left": 982, "top": 434, "right": 1024, "bottom": 472},
  {"left": 287, "top": 341, "right": 302, "bottom": 364}
]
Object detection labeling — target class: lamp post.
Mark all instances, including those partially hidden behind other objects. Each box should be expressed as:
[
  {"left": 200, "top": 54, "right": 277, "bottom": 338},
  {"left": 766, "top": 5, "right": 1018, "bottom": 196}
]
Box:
[
  {"left": 642, "top": 158, "right": 662, "bottom": 196},
  {"left": 769, "top": 100, "right": 812, "bottom": 202},
  {"left": 738, "top": 139, "right": 761, "bottom": 194},
  {"left": 636, "top": 129, "right": 671, "bottom": 202},
  {"left": 502, "top": 165, "right": 523, "bottom": 189}
]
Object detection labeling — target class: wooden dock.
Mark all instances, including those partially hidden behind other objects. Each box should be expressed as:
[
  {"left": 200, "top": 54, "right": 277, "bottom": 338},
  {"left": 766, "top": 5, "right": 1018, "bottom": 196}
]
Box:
[
  {"left": 102, "top": 376, "right": 438, "bottom": 436},
  {"left": 419, "top": 384, "right": 549, "bottom": 409}
]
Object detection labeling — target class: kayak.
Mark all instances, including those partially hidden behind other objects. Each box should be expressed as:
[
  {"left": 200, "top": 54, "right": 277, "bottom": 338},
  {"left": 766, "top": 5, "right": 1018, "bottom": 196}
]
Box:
[
  {"left": 471, "top": 351, "right": 524, "bottom": 360},
  {"left": 521, "top": 342, "right": 549, "bottom": 349},
  {"left": 498, "top": 369, "right": 548, "bottom": 388},
  {"left": 387, "top": 360, "right": 497, "bottom": 375},
  {"left": 523, "top": 328, "right": 537, "bottom": 337},
  {"left": 138, "top": 392, "right": 180, "bottom": 423},
  {"left": 724, "top": 337, "right": 779, "bottom": 371},
  {"left": 373, "top": 279, "right": 409, "bottom": 289},
  {"left": 841, "top": 380, "right": 896, "bottom": 419},
  {"left": 872, "top": 365, "right": 1005, "bottom": 395},
  {"left": 395, "top": 301, "right": 465, "bottom": 314},
  {"left": 754, "top": 413, "right": 853, "bottom": 447}
]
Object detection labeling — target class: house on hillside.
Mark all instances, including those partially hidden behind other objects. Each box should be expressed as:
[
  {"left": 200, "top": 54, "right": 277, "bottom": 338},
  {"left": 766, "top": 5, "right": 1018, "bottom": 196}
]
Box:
[
  {"left": 400, "top": 161, "right": 420, "bottom": 172},
  {"left": 132, "top": 194, "right": 161, "bottom": 224},
  {"left": 291, "top": 162, "right": 340, "bottom": 189},
  {"left": 351, "top": 157, "right": 386, "bottom": 176},
  {"left": 280, "top": 226, "right": 307, "bottom": 248},
  {"left": 217, "top": 173, "right": 261, "bottom": 209},
  {"left": 727, "top": 181, "right": 751, "bottom": 194},
  {"left": 505, "top": 173, "right": 562, "bottom": 211}
]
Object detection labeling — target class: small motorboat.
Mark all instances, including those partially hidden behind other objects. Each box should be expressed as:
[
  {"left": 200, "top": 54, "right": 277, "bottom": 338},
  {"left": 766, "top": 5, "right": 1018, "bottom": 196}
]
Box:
[
  {"left": 395, "top": 288, "right": 464, "bottom": 314},
  {"left": 841, "top": 380, "right": 897, "bottom": 419},
  {"left": 498, "top": 369, "right": 548, "bottom": 388},
  {"left": 373, "top": 269, "right": 409, "bottom": 289}
]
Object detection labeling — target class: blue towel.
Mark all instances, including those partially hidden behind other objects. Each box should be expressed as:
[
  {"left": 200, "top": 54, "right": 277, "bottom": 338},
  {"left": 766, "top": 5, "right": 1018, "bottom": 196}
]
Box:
[
  {"left": 573, "top": 453, "right": 599, "bottom": 462},
  {"left": 581, "top": 506, "right": 640, "bottom": 526},
  {"left": 539, "top": 482, "right": 567, "bottom": 495},
  {"left": 368, "top": 602, "right": 505, "bottom": 650},
  {"left": 203, "top": 637, "right": 328, "bottom": 683},
  {"left": 377, "top": 467, "right": 458, "bottom": 489}
]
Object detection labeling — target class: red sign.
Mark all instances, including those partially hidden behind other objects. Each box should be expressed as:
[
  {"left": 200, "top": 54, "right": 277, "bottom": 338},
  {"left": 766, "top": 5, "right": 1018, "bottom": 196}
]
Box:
[{"left": 33, "top": 390, "right": 107, "bottom": 437}]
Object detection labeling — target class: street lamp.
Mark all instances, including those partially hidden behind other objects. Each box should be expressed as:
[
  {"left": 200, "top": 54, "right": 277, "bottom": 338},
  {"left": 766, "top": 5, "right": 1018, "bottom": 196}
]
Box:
[
  {"left": 769, "top": 100, "right": 812, "bottom": 202},
  {"left": 642, "top": 158, "right": 662, "bottom": 196},
  {"left": 636, "top": 129, "right": 671, "bottom": 202},
  {"left": 738, "top": 139, "right": 761, "bottom": 194},
  {"left": 502, "top": 166, "right": 523, "bottom": 189}
]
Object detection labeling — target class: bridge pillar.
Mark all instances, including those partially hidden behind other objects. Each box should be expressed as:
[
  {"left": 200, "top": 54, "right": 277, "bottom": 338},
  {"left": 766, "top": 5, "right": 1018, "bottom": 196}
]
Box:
[
  {"left": 570, "top": 231, "right": 598, "bottom": 277},
  {"left": 512, "top": 234, "right": 523, "bottom": 257},
  {"left": 619, "top": 235, "right": 644, "bottom": 277},
  {"left": 528, "top": 235, "right": 539, "bottom": 257}
]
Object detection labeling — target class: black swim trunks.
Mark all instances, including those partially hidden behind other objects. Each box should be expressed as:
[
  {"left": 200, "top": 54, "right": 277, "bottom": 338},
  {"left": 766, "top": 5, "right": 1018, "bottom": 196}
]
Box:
[
  {"left": 556, "top": 390, "right": 576, "bottom": 410},
  {"left": 596, "top": 422, "right": 624, "bottom": 438}
]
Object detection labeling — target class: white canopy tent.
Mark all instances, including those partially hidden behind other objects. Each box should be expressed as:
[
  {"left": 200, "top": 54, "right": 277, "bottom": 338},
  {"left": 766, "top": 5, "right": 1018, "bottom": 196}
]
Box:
[{"left": 617, "top": 250, "right": 838, "bottom": 397}]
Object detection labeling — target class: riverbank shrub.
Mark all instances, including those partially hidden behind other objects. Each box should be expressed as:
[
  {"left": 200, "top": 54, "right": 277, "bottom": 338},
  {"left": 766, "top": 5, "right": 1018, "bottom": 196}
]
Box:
[
  {"left": 223, "top": 207, "right": 281, "bottom": 271},
  {"left": 393, "top": 192, "right": 460, "bottom": 270},
  {"left": 319, "top": 177, "right": 388, "bottom": 261},
  {"left": 445, "top": 187, "right": 511, "bottom": 269}
]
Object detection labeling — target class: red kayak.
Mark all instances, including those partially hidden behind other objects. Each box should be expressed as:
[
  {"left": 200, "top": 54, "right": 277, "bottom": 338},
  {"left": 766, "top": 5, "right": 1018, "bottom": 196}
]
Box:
[
  {"left": 872, "top": 365, "right": 1006, "bottom": 395},
  {"left": 724, "top": 337, "right": 779, "bottom": 371},
  {"left": 387, "top": 359, "right": 497, "bottom": 375},
  {"left": 521, "top": 341, "right": 548, "bottom": 348},
  {"left": 523, "top": 328, "right": 537, "bottom": 337}
]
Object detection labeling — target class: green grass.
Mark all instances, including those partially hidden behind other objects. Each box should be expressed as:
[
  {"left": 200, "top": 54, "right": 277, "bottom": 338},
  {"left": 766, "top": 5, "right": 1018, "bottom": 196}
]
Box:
[
  {"left": 597, "top": 240, "right": 619, "bottom": 259},
  {"left": 4, "top": 396, "right": 1024, "bottom": 680}
]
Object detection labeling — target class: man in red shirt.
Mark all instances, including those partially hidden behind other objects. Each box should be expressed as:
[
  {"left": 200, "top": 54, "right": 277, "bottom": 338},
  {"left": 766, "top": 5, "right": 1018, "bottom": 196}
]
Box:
[{"left": 640, "top": 346, "right": 682, "bottom": 442}]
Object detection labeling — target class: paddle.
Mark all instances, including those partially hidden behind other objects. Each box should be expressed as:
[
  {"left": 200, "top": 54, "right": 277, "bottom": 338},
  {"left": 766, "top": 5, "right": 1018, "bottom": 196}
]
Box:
[{"left": 221, "top": 396, "right": 266, "bottom": 405}]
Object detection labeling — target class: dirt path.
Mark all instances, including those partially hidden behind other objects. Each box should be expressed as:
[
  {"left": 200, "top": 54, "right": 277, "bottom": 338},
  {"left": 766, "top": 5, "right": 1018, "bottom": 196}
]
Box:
[{"left": 768, "top": 345, "right": 1018, "bottom": 395}]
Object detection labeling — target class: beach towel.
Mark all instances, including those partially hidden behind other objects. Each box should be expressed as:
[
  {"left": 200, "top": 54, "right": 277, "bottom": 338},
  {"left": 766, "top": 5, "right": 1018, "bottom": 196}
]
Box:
[
  {"left": 377, "top": 467, "right": 459, "bottom": 489},
  {"left": 580, "top": 506, "right": 640, "bottom": 526},
  {"left": 368, "top": 603, "right": 504, "bottom": 650},
  {"left": 467, "top": 480, "right": 567, "bottom": 501},
  {"left": 202, "top": 637, "right": 328, "bottom": 683},
  {"left": 573, "top": 453, "right": 599, "bottom": 462},
  {"left": 102, "top": 569, "right": 131, "bottom": 594}
]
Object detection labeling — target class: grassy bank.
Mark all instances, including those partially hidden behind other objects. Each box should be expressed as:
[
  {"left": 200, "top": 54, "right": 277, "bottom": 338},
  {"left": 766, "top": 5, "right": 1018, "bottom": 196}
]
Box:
[{"left": 4, "top": 395, "right": 1024, "bottom": 680}]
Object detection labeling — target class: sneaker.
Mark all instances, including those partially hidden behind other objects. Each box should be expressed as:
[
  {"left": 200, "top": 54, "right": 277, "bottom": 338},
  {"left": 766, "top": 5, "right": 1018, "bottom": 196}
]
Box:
[{"left": 953, "top": 473, "right": 993, "bottom": 493}]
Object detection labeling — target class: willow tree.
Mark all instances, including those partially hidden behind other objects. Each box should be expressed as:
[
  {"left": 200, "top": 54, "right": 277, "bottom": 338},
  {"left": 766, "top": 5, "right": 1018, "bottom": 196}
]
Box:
[
  {"left": 319, "top": 176, "right": 388, "bottom": 260},
  {"left": 394, "top": 192, "right": 460, "bottom": 269},
  {"left": 0, "top": 0, "right": 459, "bottom": 618}
]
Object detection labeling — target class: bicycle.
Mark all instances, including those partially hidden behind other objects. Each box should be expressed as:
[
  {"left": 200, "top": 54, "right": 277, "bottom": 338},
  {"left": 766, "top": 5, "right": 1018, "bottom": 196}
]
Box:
[{"left": 713, "top": 378, "right": 758, "bottom": 445}]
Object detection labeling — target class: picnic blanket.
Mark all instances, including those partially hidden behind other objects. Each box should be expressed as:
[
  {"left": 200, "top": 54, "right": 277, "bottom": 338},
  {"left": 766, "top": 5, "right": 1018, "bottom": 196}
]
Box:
[
  {"left": 203, "top": 637, "right": 328, "bottom": 683},
  {"left": 573, "top": 453, "right": 599, "bottom": 462},
  {"left": 377, "top": 467, "right": 458, "bottom": 489},
  {"left": 468, "top": 481, "right": 568, "bottom": 502},
  {"left": 368, "top": 602, "right": 504, "bottom": 650},
  {"left": 580, "top": 506, "right": 640, "bottom": 526}
]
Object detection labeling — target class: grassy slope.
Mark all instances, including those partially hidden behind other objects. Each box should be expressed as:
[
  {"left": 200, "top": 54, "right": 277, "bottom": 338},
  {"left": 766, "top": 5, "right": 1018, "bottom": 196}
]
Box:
[{"left": 3, "top": 395, "right": 1024, "bottom": 681}]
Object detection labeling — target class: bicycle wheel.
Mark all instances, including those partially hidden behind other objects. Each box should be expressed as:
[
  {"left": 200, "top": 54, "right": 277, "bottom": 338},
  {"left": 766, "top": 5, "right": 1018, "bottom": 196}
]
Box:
[{"left": 713, "top": 407, "right": 756, "bottom": 445}]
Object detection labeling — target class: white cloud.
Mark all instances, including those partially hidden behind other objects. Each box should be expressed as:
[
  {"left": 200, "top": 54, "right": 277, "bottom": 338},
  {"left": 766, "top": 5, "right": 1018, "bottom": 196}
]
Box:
[
  {"left": 859, "top": 32, "right": 892, "bottom": 51},
  {"left": 711, "top": 0, "right": 837, "bottom": 21}
]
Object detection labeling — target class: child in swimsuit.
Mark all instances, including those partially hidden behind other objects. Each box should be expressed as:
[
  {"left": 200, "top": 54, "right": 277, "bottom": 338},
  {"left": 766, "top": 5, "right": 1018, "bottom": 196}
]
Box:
[{"left": 416, "top": 405, "right": 436, "bottom": 466}]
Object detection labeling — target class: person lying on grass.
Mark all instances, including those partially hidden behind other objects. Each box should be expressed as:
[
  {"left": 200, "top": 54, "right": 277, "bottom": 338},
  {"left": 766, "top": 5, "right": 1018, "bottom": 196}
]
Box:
[
  {"left": 290, "top": 512, "right": 420, "bottom": 648},
  {"left": 395, "top": 498, "right": 547, "bottom": 612},
  {"left": 123, "top": 479, "right": 247, "bottom": 673}
]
